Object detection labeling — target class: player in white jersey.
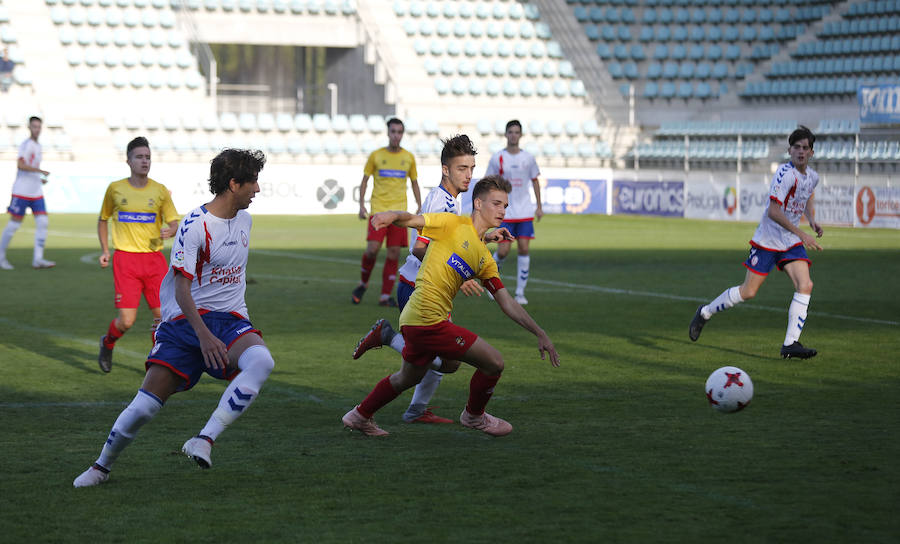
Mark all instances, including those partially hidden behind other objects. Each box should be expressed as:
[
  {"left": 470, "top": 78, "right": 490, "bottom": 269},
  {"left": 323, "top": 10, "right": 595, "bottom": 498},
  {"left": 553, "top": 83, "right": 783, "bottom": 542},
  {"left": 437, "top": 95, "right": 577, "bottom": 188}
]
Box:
[
  {"left": 352, "top": 135, "right": 483, "bottom": 424},
  {"left": 484, "top": 120, "right": 542, "bottom": 305},
  {"left": 74, "top": 149, "right": 276, "bottom": 487},
  {"left": 0, "top": 116, "right": 54, "bottom": 270},
  {"left": 690, "top": 126, "right": 823, "bottom": 359}
]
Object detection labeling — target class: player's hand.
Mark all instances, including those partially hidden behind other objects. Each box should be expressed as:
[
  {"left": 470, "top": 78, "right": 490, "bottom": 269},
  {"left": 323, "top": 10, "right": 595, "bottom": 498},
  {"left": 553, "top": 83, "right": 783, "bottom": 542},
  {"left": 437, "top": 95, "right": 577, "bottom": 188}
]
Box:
[
  {"left": 198, "top": 330, "right": 229, "bottom": 370},
  {"left": 459, "top": 279, "right": 483, "bottom": 297},
  {"left": 358, "top": 206, "right": 368, "bottom": 220},
  {"left": 370, "top": 212, "right": 394, "bottom": 230},
  {"left": 800, "top": 231, "right": 823, "bottom": 251},
  {"left": 535, "top": 207, "right": 544, "bottom": 222},
  {"left": 537, "top": 333, "right": 560, "bottom": 368},
  {"left": 98, "top": 251, "right": 110, "bottom": 268},
  {"left": 810, "top": 221, "right": 824, "bottom": 238},
  {"left": 160, "top": 226, "right": 176, "bottom": 239},
  {"left": 485, "top": 227, "right": 514, "bottom": 243}
]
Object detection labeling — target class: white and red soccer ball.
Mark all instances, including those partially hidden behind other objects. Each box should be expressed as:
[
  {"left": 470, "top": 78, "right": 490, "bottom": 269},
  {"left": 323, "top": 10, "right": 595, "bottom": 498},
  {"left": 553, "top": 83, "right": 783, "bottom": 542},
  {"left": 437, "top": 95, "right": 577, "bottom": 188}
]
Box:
[{"left": 705, "top": 366, "right": 753, "bottom": 412}]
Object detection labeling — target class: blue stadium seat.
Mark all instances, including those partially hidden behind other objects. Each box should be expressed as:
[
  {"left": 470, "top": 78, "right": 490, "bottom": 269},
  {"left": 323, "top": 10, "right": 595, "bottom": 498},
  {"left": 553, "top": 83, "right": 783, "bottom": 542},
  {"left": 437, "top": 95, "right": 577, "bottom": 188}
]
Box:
[
  {"left": 660, "top": 81, "right": 676, "bottom": 98},
  {"left": 643, "top": 81, "right": 659, "bottom": 98}
]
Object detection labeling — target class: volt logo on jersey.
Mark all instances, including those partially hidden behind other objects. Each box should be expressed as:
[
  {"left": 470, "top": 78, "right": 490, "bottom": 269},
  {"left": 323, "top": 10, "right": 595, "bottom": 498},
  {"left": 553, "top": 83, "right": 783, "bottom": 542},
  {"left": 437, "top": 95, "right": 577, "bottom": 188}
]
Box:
[
  {"left": 378, "top": 169, "right": 407, "bottom": 178},
  {"left": 446, "top": 253, "right": 474, "bottom": 280},
  {"left": 118, "top": 211, "right": 157, "bottom": 223}
]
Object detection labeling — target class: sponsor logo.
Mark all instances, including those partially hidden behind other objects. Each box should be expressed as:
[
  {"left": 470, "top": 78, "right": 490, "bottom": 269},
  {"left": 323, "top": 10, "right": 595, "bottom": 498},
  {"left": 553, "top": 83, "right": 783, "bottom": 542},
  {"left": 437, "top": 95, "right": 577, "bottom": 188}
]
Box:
[
  {"left": 148, "top": 198, "right": 155, "bottom": 208},
  {"left": 174, "top": 250, "right": 184, "bottom": 265},
  {"left": 150, "top": 342, "right": 160, "bottom": 356},
  {"left": 377, "top": 169, "right": 407, "bottom": 178},
  {"left": 241, "top": 231, "right": 248, "bottom": 247},
  {"left": 856, "top": 186, "right": 876, "bottom": 225},
  {"left": 235, "top": 325, "right": 251, "bottom": 336},
  {"left": 209, "top": 265, "right": 243, "bottom": 285},
  {"left": 723, "top": 187, "right": 737, "bottom": 215},
  {"left": 446, "top": 253, "right": 475, "bottom": 280},
  {"left": 118, "top": 211, "right": 156, "bottom": 223},
  {"left": 462, "top": 240, "right": 469, "bottom": 249},
  {"left": 614, "top": 181, "right": 684, "bottom": 217},
  {"left": 223, "top": 240, "right": 237, "bottom": 247},
  {"left": 316, "top": 179, "right": 345, "bottom": 210}
]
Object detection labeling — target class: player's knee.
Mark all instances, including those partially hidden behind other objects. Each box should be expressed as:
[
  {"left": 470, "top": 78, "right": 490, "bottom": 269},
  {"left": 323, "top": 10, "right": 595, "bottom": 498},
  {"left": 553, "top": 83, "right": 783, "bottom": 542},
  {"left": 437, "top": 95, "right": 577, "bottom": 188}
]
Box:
[
  {"left": 438, "top": 359, "right": 461, "bottom": 374},
  {"left": 797, "top": 278, "right": 813, "bottom": 294},
  {"left": 240, "top": 345, "right": 274, "bottom": 380},
  {"left": 739, "top": 285, "right": 757, "bottom": 300},
  {"left": 119, "top": 315, "right": 137, "bottom": 330},
  {"left": 483, "top": 354, "right": 504, "bottom": 376}
]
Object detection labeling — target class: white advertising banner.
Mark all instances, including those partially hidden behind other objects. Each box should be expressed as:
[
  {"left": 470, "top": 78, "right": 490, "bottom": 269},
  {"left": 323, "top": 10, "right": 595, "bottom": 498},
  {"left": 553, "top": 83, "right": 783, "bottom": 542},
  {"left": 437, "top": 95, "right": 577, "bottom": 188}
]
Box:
[
  {"left": 854, "top": 185, "right": 900, "bottom": 228},
  {"left": 684, "top": 178, "right": 738, "bottom": 221},
  {"left": 814, "top": 184, "right": 855, "bottom": 226}
]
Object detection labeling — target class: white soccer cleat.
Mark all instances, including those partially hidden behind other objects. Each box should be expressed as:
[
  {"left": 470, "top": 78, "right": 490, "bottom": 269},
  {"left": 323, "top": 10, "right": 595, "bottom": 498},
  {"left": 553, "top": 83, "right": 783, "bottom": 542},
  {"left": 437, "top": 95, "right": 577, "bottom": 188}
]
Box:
[
  {"left": 73, "top": 464, "right": 110, "bottom": 488},
  {"left": 514, "top": 294, "right": 528, "bottom": 305},
  {"left": 32, "top": 258, "right": 56, "bottom": 269},
  {"left": 182, "top": 436, "right": 213, "bottom": 468},
  {"left": 0, "top": 259, "right": 13, "bottom": 270}
]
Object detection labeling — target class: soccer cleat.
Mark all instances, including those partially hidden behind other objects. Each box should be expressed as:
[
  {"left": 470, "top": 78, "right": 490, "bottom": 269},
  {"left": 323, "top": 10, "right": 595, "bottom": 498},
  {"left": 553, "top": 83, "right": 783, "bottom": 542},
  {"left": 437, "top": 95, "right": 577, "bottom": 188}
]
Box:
[
  {"left": 182, "top": 435, "right": 213, "bottom": 468},
  {"left": 98, "top": 337, "right": 113, "bottom": 373},
  {"left": 514, "top": 294, "right": 528, "bottom": 305},
  {"left": 73, "top": 464, "right": 110, "bottom": 488},
  {"left": 352, "top": 318, "right": 395, "bottom": 360},
  {"left": 459, "top": 408, "right": 513, "bottom": 436},
  {"left": 378, "top": 297, "right": 398, "bottom": 308},
  {"left": 780, "top": 341, "right": 817, "bottom": 360},
  {"left": 342, "top": 407, "right": 389, "bottom": 436},
  {"left": 689, "top": 305, "right": 708, "bottom": 342},
  {"left": 351, "top": 284, "right": 366, "bottom": 304},
  {"left": 409, "top": 408, "right": 454, "bottom": 424},
  {"left": 32, "top": 258, "right": 56, "bottom": 269},
  {"left": 0, "top": 259, "right": 13, "bottom": 270}
]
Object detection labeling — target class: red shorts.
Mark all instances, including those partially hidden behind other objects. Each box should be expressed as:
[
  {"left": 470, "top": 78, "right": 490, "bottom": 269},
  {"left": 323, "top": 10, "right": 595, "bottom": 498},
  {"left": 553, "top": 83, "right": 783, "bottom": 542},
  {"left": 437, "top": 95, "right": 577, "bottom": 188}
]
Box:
[
  {"left": 367, "top": 221, "right": 408, "bottom": 247},
  {"left": 113, "top": 250, "right": 168, "bottom": 309},
  {"left": 400, "top": 321, "right": 478, "bottom": 367}
]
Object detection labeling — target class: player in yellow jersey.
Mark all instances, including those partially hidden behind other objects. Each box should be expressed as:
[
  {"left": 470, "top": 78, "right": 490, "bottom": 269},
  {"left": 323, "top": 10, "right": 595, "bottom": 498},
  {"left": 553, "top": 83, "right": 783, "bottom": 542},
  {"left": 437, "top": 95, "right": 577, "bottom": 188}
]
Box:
[
  {"left": 352, "top": 118, "right": 421, "bottom": 307},
  {"left": 97, "top": 137, "right": 179, "bottom": 373},
  {"left": 342, "top": 175, "right": 560, "bottom": 437}
]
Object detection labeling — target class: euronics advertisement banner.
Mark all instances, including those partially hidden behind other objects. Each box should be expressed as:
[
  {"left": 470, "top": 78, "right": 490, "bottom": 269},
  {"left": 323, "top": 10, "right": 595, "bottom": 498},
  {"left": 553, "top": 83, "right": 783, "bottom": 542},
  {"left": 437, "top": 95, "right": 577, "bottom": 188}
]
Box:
[
  {"left": 858, "top": 84, "right": 900, "bottom": 125},
  {"left": 854, "top": 185, "right": 900, "bottom": 228},
  {"left": 612, "top": 180, "right": 684, "bottom": 217}
]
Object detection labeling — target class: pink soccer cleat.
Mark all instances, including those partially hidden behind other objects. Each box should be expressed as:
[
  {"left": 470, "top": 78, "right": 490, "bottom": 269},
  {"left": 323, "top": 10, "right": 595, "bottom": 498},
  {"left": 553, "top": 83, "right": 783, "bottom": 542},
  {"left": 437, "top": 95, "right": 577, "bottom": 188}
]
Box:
[
  {"left": 460, "top": 408, "right": 513, "bottom": 436},
  {"left": 342, "top": 407, "right": 389, "bottom": 436}
]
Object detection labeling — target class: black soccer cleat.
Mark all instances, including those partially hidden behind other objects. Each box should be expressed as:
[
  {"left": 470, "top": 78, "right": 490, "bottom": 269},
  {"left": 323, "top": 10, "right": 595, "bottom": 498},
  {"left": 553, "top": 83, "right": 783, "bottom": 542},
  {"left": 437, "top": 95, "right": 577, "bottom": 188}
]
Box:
[
  {"left": 351, "top": 284, "right": 366, "bottom": 304},
  {"left": 780, "top": 341, "right": 817, "bottom": 359},
  {"left": 689, "top": 305, "right": 708, "bottom": 342},
  {"left": 98, "top": 336, "right": 113, "bottom": 373}
]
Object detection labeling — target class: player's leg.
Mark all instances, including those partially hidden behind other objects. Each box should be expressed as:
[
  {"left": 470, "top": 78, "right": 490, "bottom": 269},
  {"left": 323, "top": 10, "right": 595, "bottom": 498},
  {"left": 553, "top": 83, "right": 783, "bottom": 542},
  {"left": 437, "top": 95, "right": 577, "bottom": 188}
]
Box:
[
  {"left": 456, "top": 337, "right": 513, "bottom": 436},
  {"left": 73, "top": 365, "right": 182, "bottom": 487},
  {"left": 514, "top": 231, "right": 533, "bottom": 304},
  {"left": 402, "top": 358, "right": 459, "bottom": 424},
  {"left": 691, "top": 248, "right": 772, "bottom": 341},
  {"left": 145, "top": 251, "right": 167, "bottom": 344},
  {"left": 353, "top": 232, "right": 383, "bottom": 303},
  {"left": 779, "top": 259, "right": 816, "bottom": 359},
  {"left": 185, "top": 332, "right": 274, "bottom": 467},
  {"left": 0, "top": 204, "right": 23, "bottom": 269},
  {"left": 379, "top": 244, "right": 401, "bottom": 306},
  {"left": 343, "top": 360, "right": 428, "bottom": 436},
  {"left": 31, "top": 207, "right": 54, "bottom": 268},
  {"left": 99, "top": 253, "right": 143, "bottom": 372}
]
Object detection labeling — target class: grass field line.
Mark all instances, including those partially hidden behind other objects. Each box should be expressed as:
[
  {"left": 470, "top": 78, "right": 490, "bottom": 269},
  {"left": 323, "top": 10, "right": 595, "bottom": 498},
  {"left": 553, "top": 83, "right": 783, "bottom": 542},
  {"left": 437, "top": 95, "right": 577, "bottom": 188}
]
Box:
[
  {"left": 0, "top": 317, "right": 148, "bottom": 359},
  {"left": 251, "top": 249, "right": 900, "bottom": 327}
]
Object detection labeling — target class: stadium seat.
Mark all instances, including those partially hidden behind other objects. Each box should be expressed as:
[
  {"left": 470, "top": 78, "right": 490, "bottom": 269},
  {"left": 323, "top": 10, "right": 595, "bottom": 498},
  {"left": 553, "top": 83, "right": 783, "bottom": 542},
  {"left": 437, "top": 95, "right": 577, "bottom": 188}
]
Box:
[{"left": 219, "top": 112, "right": 238, "bottom": 131}]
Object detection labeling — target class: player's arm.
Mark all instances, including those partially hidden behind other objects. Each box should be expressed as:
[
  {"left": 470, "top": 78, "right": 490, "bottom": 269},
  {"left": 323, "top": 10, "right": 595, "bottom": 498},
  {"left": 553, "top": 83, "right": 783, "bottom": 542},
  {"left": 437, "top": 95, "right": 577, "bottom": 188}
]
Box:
[
  {"left": 531, "top": 177, "right": 543, "bottom": 221},
  {"left": 160, "top": 220, "right": 178, "bottom": 239},
  {"left": 484, "top": 227, "right": 514, "bottom": 244},
  {"left": 358, "top": 175, "right": 370, "bottom": 219},
  {"left": 17, "top": 157, "right": 49, "bottom": 176},
  {"left": 767, "top": 201, "right": 822, "bottom": 251},
  {"left": 174, "top": 272, "right": 229, "bottom": 370},
  {"left": 488, "top": 281, "right": 560, "bottom": 367},
  {"left": 97, "top": 219, "right": 111, "bottom": 268},
  {"left": 410, "top": 178, "right": 422, "bottom": 214},
  {"left": 804, "top": 193, "right": 823, "bottom": 238},
  {"left": 371, "top": 210, "right": 424, "bottom": 230}
]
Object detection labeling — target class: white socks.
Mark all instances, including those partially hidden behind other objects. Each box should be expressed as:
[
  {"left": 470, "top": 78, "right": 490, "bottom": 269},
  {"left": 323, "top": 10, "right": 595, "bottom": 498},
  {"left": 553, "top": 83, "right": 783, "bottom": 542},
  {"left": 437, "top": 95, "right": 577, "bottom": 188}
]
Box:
[
  {"left": 702, "top": 286, "right": 744, "bottom": 319},
  {"left": 403, "top": 369, "right": 445, "bottom": 421},
  {"left": 784, "top": 293, "right": 811, "bottom": 346},
  {"left": 389, "top": 332, "right": 405, "bottom": 354},
  {"left": 516, "top": 255, "right": 530, "bottom": 296},
  {"left": 96, "top": 389, "right": 163, "bottom": 470},
  {"left": 0, "top": 220, "right": 20, "bottom": 259},
  {"left": 199, "top": 345, "right": 274, "bottom": 441},
  {"left": 33, "top": 214, "right": 48, "bottom": 261}
]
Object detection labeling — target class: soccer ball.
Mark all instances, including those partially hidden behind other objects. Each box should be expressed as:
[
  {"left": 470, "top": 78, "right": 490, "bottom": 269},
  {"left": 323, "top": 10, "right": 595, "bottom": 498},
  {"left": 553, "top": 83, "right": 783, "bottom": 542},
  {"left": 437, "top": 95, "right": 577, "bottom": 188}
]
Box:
[{"left": 705, "top": 366, "right": 753, "bottom": 412}]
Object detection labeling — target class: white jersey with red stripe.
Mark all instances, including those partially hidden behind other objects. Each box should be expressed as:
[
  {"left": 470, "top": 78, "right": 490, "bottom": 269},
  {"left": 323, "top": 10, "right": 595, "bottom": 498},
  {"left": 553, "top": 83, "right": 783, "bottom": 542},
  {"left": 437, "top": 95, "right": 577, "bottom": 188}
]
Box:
[
  {"left": 484, "top": 148, "right": 540, "bottom": 221},
  {"left": 397, "top": 183, "right": 461, "bottom": 284},
  {"left": 12, "top": 138, "right": 43, "bottom": 198},
  {"left": 750, "top": 162, "right": 819, "bottom": 251},
  {"left": 160, "top": 205, "right": 252, "bottom": 322}
]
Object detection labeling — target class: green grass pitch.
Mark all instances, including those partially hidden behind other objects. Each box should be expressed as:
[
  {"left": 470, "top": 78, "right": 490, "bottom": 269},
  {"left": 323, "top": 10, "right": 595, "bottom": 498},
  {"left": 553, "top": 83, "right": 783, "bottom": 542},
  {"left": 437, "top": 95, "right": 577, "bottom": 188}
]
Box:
[{"left": 1, "top": 213, "right": 898, "bottom": 543}]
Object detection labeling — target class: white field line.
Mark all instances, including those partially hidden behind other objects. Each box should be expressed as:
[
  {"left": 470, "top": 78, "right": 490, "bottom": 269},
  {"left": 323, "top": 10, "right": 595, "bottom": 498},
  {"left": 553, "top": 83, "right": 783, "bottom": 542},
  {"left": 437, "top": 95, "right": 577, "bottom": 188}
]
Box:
[{"left": 252, "top": 250, "right": 899, "bottom": 327}]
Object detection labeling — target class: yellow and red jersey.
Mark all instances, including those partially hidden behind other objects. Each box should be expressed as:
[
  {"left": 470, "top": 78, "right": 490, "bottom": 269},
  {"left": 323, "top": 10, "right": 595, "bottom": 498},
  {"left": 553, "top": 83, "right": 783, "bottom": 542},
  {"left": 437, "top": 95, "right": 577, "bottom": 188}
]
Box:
[
  {"left": 364, "top": 147, "right": 417, "bottom": 213},
  {"left": 100, "top": 178, "right": 179, "bottom": 253}
]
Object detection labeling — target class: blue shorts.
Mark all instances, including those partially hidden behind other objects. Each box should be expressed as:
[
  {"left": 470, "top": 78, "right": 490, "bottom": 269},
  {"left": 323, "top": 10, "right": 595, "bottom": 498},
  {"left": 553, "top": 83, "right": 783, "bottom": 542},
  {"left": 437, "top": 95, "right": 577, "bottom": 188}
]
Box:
[
  {"left": 8, "top": 195, "right": 46, "bottom": 218},
  {"left": 744, "top": 244, "right": 810, "bottom": 276},
  {"left": 397, "top": 279, "right": 414, "bottom": 312},
  {"left": 146, "top": 311, "right": 261, "bottom": 391},
  {"left": 499, "top": 220, "right": 535, "bottom": 240}
]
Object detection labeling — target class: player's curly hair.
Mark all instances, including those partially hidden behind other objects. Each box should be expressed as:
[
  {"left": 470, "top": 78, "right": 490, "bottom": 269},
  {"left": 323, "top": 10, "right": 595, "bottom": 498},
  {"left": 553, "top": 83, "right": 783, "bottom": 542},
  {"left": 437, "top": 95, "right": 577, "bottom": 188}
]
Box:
[
  {"left": 208, "top": 148, "right": 266, "bottom": 195},
  {"left": 440, "top": 134, "right": 477, "bottom": 165},
  {"left": 472, "top": 175, "right": 512, "bottom": 201},
  {"left": 789, "top": 125, "right": 815, "bottom": 149},
  {"left": 126, "top": 136, "right": 150, "bottom": 159}
]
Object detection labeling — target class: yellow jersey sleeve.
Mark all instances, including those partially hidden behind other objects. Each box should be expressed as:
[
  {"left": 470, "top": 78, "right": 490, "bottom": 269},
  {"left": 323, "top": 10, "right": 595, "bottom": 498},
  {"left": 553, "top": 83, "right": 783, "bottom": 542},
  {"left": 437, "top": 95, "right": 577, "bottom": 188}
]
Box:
[{"left": 99, "top": 183, "right": 117, "bottom": 221}]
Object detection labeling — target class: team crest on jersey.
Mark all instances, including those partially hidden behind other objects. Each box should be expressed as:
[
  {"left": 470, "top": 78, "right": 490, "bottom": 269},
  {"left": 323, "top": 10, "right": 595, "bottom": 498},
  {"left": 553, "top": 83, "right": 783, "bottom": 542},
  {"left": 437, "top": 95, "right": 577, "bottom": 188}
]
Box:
[
  {"left": 241, "top": 231, "right": 248, "bottom": 247},
  {"left": 455, "top": 336, "right": 465, "bottom": 346},
  {"left": 479, "top": 257, "right": 485, "bottom": 267},
  {"left": 148, "top": 198, "right": 155, "bottom": 208},
  {"left": 174, "top": 249, "right": 184, "bottom": 266},
  {"left": 462, "top": 240, "right": 469, "bottom": 249},
  {"left": 120, "top": 198, "right": 128, "bottom": 206}
]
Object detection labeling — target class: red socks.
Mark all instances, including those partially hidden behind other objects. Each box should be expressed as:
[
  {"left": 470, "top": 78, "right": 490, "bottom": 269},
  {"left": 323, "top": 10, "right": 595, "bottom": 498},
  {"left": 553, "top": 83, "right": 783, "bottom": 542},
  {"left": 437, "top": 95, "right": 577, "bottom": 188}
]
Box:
[
  {"left": 360, "top": 254, "right": 377, "bottom": 285},
  {"left": 466, "top": 370, "right": 501, "bottom": 415},
  {"left": 358, "top": 375, "right": 401, "bottom": 418},
  {"left": 381, "top": 257, "right": 398, "bottom": 297},
  {"left": 103, "top": 320, "right": 125, "bottom": 350}
]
